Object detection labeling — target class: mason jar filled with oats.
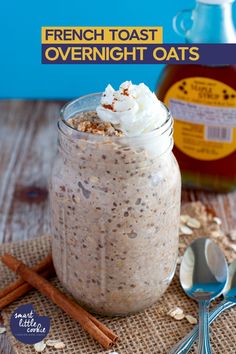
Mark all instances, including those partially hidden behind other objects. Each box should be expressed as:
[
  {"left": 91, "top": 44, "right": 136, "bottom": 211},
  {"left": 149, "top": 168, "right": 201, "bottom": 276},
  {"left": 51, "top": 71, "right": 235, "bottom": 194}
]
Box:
[{"left": 49, "top": 82, "right": 181, "bottom": 315}]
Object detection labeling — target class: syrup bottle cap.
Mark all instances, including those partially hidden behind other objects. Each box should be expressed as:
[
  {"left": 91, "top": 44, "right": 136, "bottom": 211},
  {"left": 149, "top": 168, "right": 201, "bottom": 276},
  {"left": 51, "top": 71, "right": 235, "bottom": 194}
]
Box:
[{"left": 197, "top": 0, "right": 234, "bottom": 4}]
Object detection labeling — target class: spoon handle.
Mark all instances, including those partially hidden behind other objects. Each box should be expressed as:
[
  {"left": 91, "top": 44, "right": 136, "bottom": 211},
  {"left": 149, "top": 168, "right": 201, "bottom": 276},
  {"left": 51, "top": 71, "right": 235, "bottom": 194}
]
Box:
[
  {"left": 198, "top": 300, "right": 211, "bottom": 354},
  {"left": 168, "top": 300, "right": 234, "bottom": 354}
]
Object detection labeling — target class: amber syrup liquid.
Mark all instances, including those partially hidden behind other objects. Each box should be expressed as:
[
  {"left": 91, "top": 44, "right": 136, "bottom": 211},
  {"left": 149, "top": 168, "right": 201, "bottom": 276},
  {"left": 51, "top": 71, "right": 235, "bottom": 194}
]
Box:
[{"left": 157, "top": 64, "right": 236, "bottom": 192}]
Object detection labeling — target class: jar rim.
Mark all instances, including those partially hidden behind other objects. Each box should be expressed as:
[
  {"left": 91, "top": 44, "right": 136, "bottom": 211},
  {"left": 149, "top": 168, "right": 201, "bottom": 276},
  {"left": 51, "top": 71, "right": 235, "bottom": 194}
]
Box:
[{"left": 59, "top": 92, "right": 173, "bottom": 142}]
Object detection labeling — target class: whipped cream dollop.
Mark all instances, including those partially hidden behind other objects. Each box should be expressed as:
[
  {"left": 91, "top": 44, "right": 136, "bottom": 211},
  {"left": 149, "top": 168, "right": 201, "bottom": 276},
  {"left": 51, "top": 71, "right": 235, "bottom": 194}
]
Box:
[{"left": 96, "top": 81, "right": 167, "bottom": 137}]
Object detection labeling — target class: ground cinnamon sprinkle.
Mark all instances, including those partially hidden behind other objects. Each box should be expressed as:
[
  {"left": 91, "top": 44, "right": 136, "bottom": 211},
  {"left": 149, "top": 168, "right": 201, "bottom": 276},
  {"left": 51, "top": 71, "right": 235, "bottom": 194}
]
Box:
[
  {"left": 102, "top": 104, "right": 113, "bottom": 111},
  {"left": 122, "top": 88, "right": 129, "bottom": 96},
  {"left": 67, "top": 111, "right": 123, "bottom": 137}
]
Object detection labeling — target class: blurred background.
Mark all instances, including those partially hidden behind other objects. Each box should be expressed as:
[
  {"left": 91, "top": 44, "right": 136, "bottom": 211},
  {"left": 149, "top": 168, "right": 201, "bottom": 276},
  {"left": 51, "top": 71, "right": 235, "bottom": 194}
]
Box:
[{"left": 4, "top": 0, "right": 236, "bottom": 98}]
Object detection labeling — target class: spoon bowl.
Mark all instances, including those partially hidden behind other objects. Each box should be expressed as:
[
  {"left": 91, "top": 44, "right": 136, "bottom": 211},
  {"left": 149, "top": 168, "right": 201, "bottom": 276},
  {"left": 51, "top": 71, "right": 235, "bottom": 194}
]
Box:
[
  {"left": 223, "top": 259, "right": 236, "bottom": 302},
  {"left": 180, "top": 238, "right": 228, "bottom": 301}
]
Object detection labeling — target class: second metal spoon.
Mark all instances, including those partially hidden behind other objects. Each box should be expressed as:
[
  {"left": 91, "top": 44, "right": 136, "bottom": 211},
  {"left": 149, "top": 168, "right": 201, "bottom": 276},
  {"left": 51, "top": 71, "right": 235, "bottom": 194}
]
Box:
[{"left": 169, "top": 259, "right": 236, "bottom": 354}]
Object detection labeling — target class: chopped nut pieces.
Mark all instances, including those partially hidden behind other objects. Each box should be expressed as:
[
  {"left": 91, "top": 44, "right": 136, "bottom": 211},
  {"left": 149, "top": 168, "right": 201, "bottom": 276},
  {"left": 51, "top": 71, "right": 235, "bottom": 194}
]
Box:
[
  {"left": 34, "top": 341, "right": 46, "bottom": 353},
  {"left": 0, "top": 327, "right": 6, "bottom": 334},
  {"left": 185, "top": 314, "right": 198, "bottom": 325},
  {"left": 67, "top": 112, "right": 124, "bottom": 137},
  {"left": 75, "top": 120, "right": 123, "bottom": 136}
]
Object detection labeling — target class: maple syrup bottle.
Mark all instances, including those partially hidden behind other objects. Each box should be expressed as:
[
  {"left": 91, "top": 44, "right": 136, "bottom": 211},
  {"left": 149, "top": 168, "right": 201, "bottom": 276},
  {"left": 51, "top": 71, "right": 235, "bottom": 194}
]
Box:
[{"left": 157, "top": 0, "right": 236, "bottom": 192}]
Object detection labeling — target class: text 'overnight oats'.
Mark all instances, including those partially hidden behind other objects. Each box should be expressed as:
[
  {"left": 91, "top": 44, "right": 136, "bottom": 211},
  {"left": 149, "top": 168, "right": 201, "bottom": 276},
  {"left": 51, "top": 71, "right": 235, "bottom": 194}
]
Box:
[{"left": 49, "top": 81, "right": 181, "bottom": 316}]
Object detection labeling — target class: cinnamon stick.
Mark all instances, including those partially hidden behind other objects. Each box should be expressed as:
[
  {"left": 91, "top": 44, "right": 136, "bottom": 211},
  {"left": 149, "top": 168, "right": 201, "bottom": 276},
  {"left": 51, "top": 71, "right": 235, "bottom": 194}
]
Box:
[
  {"left": 1, "top": 254, "right": 118, "bottom": 349},
  {"left": 0, "top": 266, "right": 55, "bottom": 309},
  {"left": 87, "top": 315, "right": 118, "bottom": 343},
  {"left": 0, "top": 253, "right": 53, "bottom": 299}
]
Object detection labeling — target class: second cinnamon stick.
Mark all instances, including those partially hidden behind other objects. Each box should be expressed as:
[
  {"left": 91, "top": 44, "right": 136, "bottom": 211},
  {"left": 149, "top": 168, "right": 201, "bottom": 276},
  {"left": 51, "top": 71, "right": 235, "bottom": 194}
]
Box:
[
  {"left": 0, "top": 253, "right": 53, "bottom": 299},
  {"left": 0, "top": 266, "right": 55, "bottom": 310},
  {"left": 1, "top": 254, "right": 117, "bottom": 349}
]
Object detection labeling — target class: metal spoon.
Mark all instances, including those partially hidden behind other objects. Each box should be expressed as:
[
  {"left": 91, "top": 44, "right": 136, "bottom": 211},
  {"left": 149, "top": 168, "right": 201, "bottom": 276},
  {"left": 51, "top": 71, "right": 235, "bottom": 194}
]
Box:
[
  {"left": 169, "top": 259, "right": 236, "bottom": 354},
  {"left": 179, "top": 238, "right": 228, "bottom": 354}
]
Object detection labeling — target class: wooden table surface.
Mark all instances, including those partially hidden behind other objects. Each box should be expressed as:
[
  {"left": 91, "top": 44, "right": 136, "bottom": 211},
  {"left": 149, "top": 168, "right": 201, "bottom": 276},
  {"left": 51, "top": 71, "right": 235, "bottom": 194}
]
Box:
[{"left": 0, "top": 100, "right": 236, "bottom": 353}]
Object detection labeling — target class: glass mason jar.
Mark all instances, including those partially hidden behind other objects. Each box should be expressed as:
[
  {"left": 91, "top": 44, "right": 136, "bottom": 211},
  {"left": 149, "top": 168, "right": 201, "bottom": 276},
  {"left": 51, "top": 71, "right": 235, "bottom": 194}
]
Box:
[{"left": 49, "top": 94, "right": 181, "bottom": 316}]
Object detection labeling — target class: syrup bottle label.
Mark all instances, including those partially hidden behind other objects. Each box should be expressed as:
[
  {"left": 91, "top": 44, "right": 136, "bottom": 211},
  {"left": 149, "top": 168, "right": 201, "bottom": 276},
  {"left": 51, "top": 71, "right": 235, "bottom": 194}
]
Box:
[{"left": 164, "top": 77, "right": 236, "bottom": 161}]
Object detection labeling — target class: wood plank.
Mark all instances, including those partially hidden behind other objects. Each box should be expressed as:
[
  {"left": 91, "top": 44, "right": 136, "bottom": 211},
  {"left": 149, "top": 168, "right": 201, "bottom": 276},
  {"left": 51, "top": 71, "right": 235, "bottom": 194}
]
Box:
[
  {"left": 0, "top": 333, "right": 15, "bottom": 354},
  {"left": 0, "top": 100, "right": 60, "bottom": 244},
  {"left": 0, "top": 315, "right": 15, "bottom": 353},
  {"left": 0, "top": 100, "right": 62, "bottom": 352}
]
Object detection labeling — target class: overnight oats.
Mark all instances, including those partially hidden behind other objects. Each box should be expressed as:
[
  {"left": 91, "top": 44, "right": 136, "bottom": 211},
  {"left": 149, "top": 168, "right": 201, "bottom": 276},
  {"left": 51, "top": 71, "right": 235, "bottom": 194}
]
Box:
[{"left": 49, "top": 82, "right": 181, "bottom": 316}]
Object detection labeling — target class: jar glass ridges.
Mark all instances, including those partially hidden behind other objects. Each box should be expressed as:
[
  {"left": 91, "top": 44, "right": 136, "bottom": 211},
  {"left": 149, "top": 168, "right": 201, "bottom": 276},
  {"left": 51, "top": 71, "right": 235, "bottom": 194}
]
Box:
[{"left": 49, "top": 93, "right": 181, "bottom": 316}]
